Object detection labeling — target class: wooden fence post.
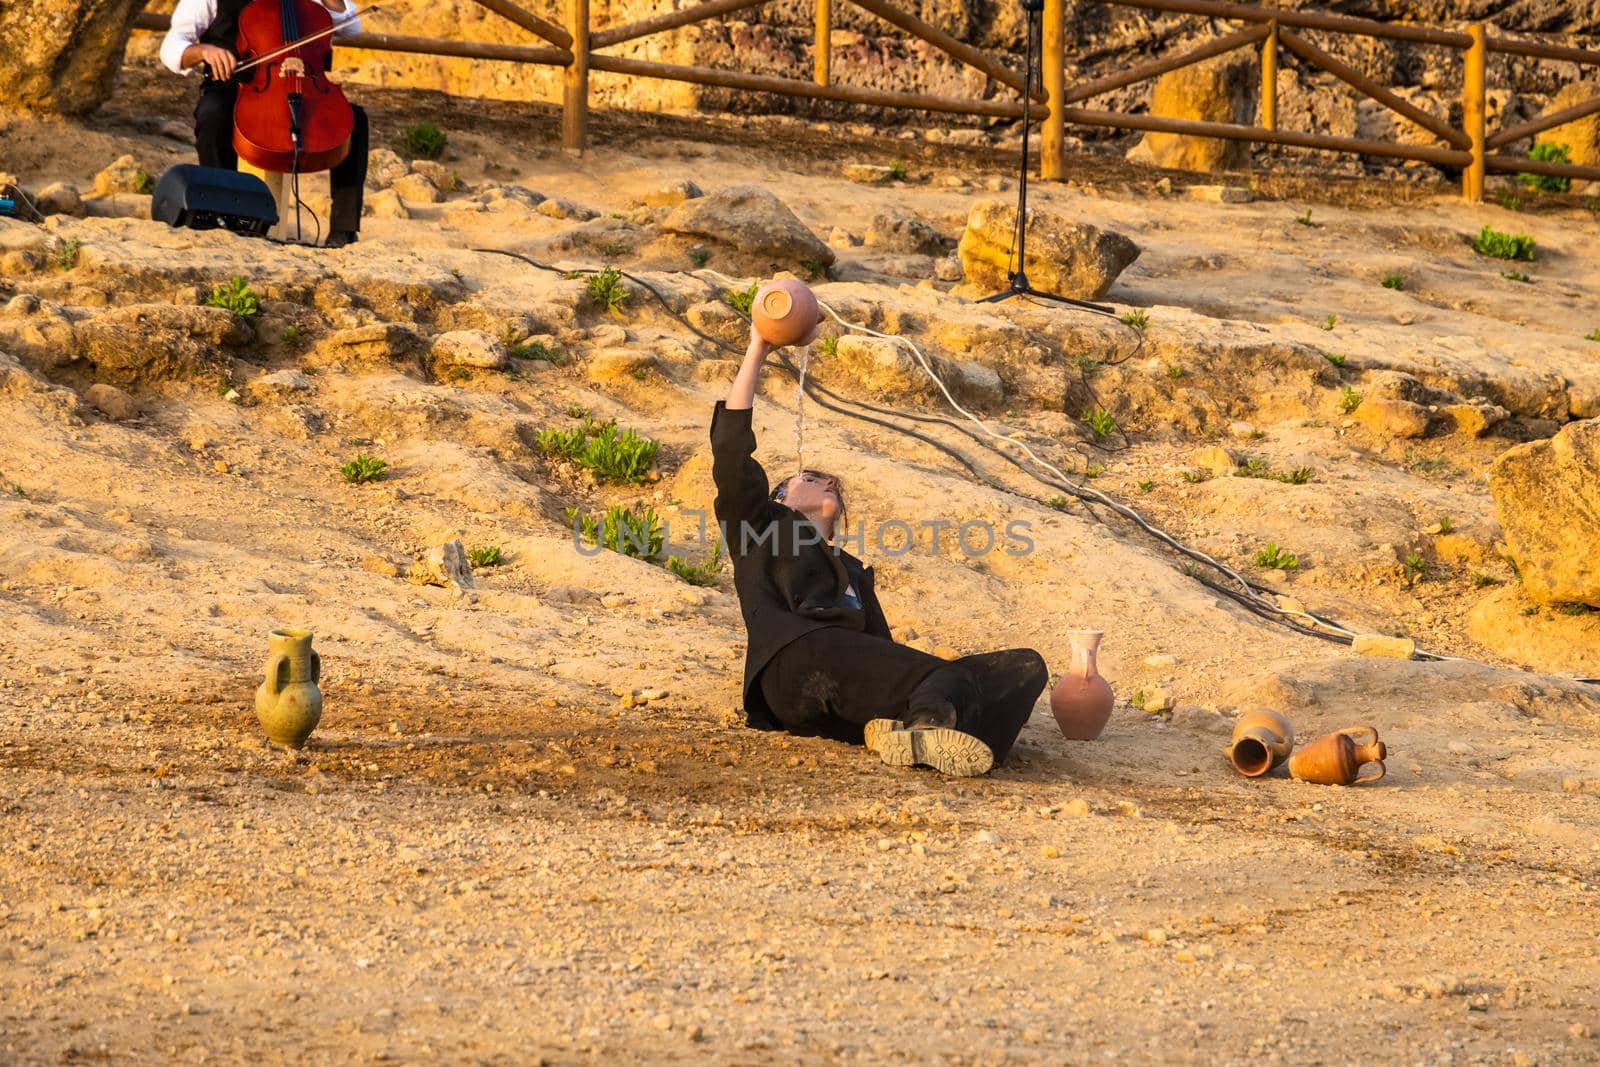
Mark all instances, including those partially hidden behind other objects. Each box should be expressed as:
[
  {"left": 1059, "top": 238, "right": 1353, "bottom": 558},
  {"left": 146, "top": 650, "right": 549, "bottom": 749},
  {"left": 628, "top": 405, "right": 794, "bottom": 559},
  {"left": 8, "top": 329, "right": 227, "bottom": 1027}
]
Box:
[
  {"left": 1463, "top": 21, "right": 1486, "bottom": 200},
  {"left": 1261, "top": 18, "right": 1278, "bottom": 130},
  {"left": 563, "top": 0, "right": 590, "bottom": 155},
  {"left": 1041, "top": 0, "right": 1065, "bottom": 180},
  {"left": 815, "top": 0, "right": 831, "bottom": 86}
]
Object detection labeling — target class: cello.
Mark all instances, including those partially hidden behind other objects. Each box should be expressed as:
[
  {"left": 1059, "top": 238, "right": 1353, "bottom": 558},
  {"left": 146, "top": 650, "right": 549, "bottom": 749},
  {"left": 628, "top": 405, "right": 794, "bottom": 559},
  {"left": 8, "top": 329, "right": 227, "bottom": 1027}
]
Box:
[{"left": 231, "top": 0, "right": 357, "bottom": 174}]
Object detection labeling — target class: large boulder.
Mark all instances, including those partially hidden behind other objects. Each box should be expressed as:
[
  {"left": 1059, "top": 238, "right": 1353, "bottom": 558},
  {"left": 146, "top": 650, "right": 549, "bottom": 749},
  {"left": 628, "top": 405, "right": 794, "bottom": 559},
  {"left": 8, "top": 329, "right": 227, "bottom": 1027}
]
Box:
[
  {"left": 1126, "top": 51, "right": 1258, "bottom": 172},
  {"left": 0, "top": 0, "right": 145, "bottom": 114},
  {"left": 660, "top": 185, "right": 834, "bottom": 273},
  {"left": 1544, "top": 80, "right": 1600, "bottom": 169},
  {"left": 957, "top": 200, "right": 1140, "bottom": 301},
  {"left": 1489, "top": 418, "right": 1600, "bottom": 607}
]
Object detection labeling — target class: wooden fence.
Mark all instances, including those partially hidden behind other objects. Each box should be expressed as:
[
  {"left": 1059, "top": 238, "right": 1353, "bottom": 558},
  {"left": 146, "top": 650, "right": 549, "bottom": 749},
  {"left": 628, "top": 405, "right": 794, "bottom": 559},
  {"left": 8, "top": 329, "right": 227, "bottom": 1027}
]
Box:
[{"left": 131, "top": 0, "right": 1600, "bottom": 200}]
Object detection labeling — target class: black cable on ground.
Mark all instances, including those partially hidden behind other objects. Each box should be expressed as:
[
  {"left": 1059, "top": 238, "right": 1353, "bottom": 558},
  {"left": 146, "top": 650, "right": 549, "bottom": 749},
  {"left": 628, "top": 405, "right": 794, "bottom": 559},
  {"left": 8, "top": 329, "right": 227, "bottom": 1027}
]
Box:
[{"left": 470, "top": 247, "right": 1488, "bottom": 663}]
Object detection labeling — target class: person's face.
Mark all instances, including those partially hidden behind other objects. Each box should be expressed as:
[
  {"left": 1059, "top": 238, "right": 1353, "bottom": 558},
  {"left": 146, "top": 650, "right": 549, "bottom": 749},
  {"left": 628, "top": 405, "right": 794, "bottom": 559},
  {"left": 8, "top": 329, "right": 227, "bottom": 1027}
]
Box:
[{"left": 780, "top": 470, "right": 842, "bottom": 526}]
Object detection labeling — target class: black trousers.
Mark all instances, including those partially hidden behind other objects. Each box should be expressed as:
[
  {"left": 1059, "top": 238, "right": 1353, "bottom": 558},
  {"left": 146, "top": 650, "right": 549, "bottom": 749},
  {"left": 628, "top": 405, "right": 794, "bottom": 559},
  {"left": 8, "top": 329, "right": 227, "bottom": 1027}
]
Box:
[
  {"left": 195, "top": 84, "right": 368, "bottom": 235},
  {"left": 758, "top": 628, "right": 1048, "bottom": 765}
]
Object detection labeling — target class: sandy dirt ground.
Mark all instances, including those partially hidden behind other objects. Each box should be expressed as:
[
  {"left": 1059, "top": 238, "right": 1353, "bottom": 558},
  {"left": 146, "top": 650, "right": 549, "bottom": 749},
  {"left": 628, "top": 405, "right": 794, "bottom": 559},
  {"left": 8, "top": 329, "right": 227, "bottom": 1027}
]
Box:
[{"left": 2, "top": 61, "right": 1599, "bottom": 1064}]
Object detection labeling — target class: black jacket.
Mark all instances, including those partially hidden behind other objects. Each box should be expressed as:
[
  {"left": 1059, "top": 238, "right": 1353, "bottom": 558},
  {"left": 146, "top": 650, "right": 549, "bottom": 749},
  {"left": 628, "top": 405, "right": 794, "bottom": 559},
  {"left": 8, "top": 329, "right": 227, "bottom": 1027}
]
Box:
[{"left": 710, "top": 402, "right": 892, "bottom": 728}]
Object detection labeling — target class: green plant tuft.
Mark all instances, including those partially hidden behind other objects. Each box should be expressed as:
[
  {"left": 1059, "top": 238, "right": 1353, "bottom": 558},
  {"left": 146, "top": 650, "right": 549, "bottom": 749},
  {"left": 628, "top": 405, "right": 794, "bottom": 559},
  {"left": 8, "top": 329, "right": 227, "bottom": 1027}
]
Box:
[
  {"left": 133, "top": 170, "right": 155, "bottom": 195},
  {"left": 535, "top": 418, "right": 659, "bottom": 484},
  {"left": 1121, "top": 309, "right": 1149, "bottom": 330},
  {"left": 1295, "top": 208, "right": 1318, "bottom": 227},
  {"left": 1586, "top": 328, "right": 1600, "bottom": 343},
  {"left": 1083, "top": 463, "right": 1104, "bottom": 479},
  {"left": 1181, "top": 469, "right": 1210, "bottom": 484},
  {"left": 565, "top": 504, "right": 664, "bottom": 559},
  {"left": 56, "top": 238, "right": 81, "bottom": 270},
  {"left": 586, "top": 267, "right": 630, "bottom": 314},
  {"left": 1082, "top": 406, "right": 1118, "bottom": 440},
  {"left": 817, "top": 335, "right": 839, "bottom": 357},
  {"left": 1501, "top": 270, "right": 1531, "bottom": 283},
  {"left": 688, "top": 248, "right": 711, "bottom": 268},
  {"left": 800, "top": 257, "right": 828, "bottom": 279},
  {"left": 280, "top": 324, "right": 300, "bottom": 344},
  {"left": 403, "top": 122, "right": 447, "bottom": 160},
  {"left": 1254, "top": 542, "right": 1299, "bottom": 571},
  {"left": 889, "top": 160, "right": 909, "bottom": 181},
  {"left": 665, "top": 542, "right": 723, "bottom": 586},
  {"left": 1472, "top": 572, "right": 1502, "bottom": 589},
  {"left": 1472, "top": 225, "right": 1535, "bottom": 261},
  {"left": 207, "top": 276, "right": 260, "bottom": 317},
  {"left": 1516, "top": 142, "right": 1572, "bottom": 193},
  {"left": 1165, "top": 364, "right": 1183, "bottom": 380},
  {"left": 467, "top": 545, "right": 504, "bottom": 568},
  {"left": 1323, "top": 352, "right": 1347, "bottom": 368},
  {"left": 1045, "top": 495, "right": 1069, "bottom": 511},
  {"left": 1137, "top": 480, "right": 1154, "bottom": 493},
  {"left": 1339, "top": 385, "right": 1363, "bottom": 414},
  {"left": 1495, "top": 188, "right": 1525, "bottom": 212},
  {"left": 1381, "top": 272, "right": 1404, "bottom": 290},
  {"left": 340, "top": 453, "right": 387, "bottom": 484},
  {"left": 726, "top": 282, "right": 758, "bottom": 317},
  {"left": 1403, "top": 551, "right": 1429, "bottom": 583},
  {"left": 1321, "top": 314, "right": 1338, "bottom": 331},
  {"left": 1437, "top": 515, "right": 1455, "bottom": 534}
]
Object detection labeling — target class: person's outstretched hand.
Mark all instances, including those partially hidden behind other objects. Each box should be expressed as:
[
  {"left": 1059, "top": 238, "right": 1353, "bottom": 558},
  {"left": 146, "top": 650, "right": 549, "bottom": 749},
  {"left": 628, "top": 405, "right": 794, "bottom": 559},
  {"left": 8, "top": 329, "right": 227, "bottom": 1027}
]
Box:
[{"left": 726, "top": 328, "right": 773, "bottom": 410}]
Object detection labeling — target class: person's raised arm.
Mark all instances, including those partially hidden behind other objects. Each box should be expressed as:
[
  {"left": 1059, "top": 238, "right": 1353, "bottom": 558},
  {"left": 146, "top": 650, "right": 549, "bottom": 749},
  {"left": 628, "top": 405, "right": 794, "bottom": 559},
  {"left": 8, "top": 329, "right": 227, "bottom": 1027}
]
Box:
[
  {"left": 711, "top": 330, "right": 775, "bottom": 538},
  {"left": 725, "top": 330, "right": 771, "bottom": 411}
]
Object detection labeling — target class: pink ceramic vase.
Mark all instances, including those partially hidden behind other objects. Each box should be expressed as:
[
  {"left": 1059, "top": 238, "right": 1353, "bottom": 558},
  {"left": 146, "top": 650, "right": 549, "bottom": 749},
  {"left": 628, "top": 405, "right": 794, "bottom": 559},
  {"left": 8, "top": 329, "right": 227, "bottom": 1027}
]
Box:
[{"left": 1050, "top": 630, "right": 1114, "bottom": 741}]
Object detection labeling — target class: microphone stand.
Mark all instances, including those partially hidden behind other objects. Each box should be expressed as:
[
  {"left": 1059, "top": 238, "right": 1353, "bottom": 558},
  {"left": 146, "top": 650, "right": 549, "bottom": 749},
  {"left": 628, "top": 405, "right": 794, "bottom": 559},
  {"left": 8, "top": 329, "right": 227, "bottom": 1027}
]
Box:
[{"left": 978, "top": 0, "right": 1114, "bottom": 315}]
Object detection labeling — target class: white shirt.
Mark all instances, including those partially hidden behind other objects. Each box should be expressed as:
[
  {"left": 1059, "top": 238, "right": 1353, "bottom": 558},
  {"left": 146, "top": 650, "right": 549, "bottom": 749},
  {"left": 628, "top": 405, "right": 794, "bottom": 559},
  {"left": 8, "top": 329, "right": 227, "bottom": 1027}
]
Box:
[{"left": 160, "top": 0, "right": 362, "bottom": 75}]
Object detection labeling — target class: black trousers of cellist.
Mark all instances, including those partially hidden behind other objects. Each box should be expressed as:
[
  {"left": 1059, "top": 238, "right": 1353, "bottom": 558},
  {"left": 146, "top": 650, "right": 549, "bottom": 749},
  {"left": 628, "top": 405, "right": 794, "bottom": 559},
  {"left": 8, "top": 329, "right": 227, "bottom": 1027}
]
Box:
[{"left": 194, "top": 82, "right": 368, "bottom": 236}]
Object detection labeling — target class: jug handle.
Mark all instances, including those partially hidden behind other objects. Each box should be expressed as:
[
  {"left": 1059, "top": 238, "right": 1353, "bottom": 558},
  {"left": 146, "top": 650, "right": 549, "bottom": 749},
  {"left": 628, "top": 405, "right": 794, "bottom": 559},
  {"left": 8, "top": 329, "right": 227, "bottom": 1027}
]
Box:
[
  {"left": 264, "top": 653, "right": 287, "bottom": 696},
  {"left": 310, "top": 650, "right": 322, "bottom": 685},
  {"left": 1355, "top": 760, "right": 1386, "bottom": 785},
  {"left": 1339, "top": 725, "right": 1379, "bottom": 746}
]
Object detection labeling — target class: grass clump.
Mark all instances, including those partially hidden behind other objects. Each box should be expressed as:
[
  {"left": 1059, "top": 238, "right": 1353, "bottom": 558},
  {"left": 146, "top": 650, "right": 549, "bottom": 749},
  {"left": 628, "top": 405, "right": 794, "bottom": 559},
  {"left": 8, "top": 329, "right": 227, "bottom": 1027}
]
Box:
[
  {"left": 1323, "top": 352, "right": 1347, "bottom": 368},
  {"left": 1436, "top": 515, "right": 1455, "bottom": 534},
  {"left": 1516, "top": 142, "right": 1572, "bottom": 193},
  {"left": 133, "top": 170, "right": 155, "bottom": 195},
  {"left": 665, "top": 542, "right": 723, "bottom": 586},
  {"left": 1295, "top": 208, "right": 1318, "bottom": 227},
  {"left": 1165, "top": 364, "right": 1183, "bottom": 380},
  {"left": 1181, "top": 469, "right": 1210, "bottom": 484},
  {"left": 1381, "top": 272, "right": 1404, "bottom": 290},
  {"left": 501, "top": 323, "right": 562, "bottom": 364},
  {"left": 340, "top": 453, "right": 387, "bottom": 484},
  {"left": 1403, "top": 551, "right": 1429, "bottom": 584},
  {"left": 1339, "top": 385, "right": 1363, "bottom": 414},
  {"left": 1586, "top": 328, "right": 1600, "bottom": 343},
  {"left": 726, "top": 282, "right": 759, "bottom": 317},
  {"left": 56, "top": 238, "right": 81, "bottom": 270},
  {"left": 888, "top": 160, "right": 909, "bottom": 182},
  {"left": 800, "top": 257, "right": 828, "bottom": 279},
  {"left": 403, "top": 121, "right": 447, "bottom": 160},
  {"left": 1495, "top": 188, "right": 1525, "bottom": 212},
  {"left": 1045, "top": 495, "right": 1069, "bottom": 511},
  {"left": 535, "top": 417, "right": 659, "bottom": 484},
  {"left": 467, "top": 545, "right": 504, "bottom": 568},
  {"left": 1321, "top": 314, "right": 1338, "bottom": 331},
  {"left": 1137, "top": 480, "right": 1154, "bottom": 493},
  {"left": 1254, "top": 542, "right": 1299, "bottom": 571},
  {"left": 207, "top": 276, "right": 260, "bottom": 317},
  {"left": 1081, "top": 406, "right": 1118, "bottom": 440},
  {"left": 817, "top": 335, "right": 839, "bottom": 357},
  {"left": 564, "top": 504, "right": 664, "bottom": 559},
  {"left": 586, "top": 267, "right": 630, "bottom": 314},
  {"left": 1472, "top": 225, "right": 1535, "bottom": 262},
  {"left": 1121, "top": 309, "right": 1149, "bottom": 330},
  {"left": 1472, "top": 572, "right": 1503, "bottom": 589},
  {"left": 280, "top": 324, "right": 300, "bottom": 344},
  {"left": 688, "top": 247, "right": 712, "bottom": 268},
  {"left": 1083, "top": 463, "right": 1104, "bottom": 479},
  {"left": 1501, "top": 270, "right": 1531, "bottom": 283}
]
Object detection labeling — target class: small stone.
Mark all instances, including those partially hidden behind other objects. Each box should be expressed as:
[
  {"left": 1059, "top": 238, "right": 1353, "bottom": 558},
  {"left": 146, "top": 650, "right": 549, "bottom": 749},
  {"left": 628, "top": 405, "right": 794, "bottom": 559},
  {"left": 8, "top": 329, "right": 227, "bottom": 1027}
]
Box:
[
  {"left": 1189, "top": 445, "right": 1236, "bottom": 477},
  {"left": 932, "top": 645, "right": 960, "bottom": 661},
  {"left": 91, "top": 155, "right": 148, "bottom": 197},
  {"left": 35, "top": 182, "right": 85, "bottom": 217},
  {"left": 588, "top": 349, "right": 658, "bottom": 384},
  {"left": 1570, "top": 1023, "right": 1592, "bottom": 1039},
  {"left": 1352, "top": 633, "right": 1415, "bottom": 660},
  {"left": 362, "top": 555, "right": 400, "bottom": 578},
  {"left": 843, "top": 163, "right": 894, "bottom": 184},
  {"left": 409, "top": 540, "right": 474, "bottom": 590},
  {"left": 971, "top": 829, "right": 1002, "bottom": 846},
  {"left": 643, "top": 180, "right": 702, "bottom": 207},
  {"left": 1040, "top": 845, "right": 1060, "bottom": 859},
  {"left": 933, "top": 256, "right": 963, "bottom": 282},
  {"left": 827, "top": 227, "right": 860, "bottom": 249},
  {"left": 365, "top": 188, "right": 409, "bottom": 219},
  {"left": 1142, "top": 653, "right": 1179, "bottom": 668},
  {"left": 537, "top": 198, "right": 596, "bottom": 221},
  {"left": 1227, "top": 420, "right": 1257, "bottom": 437},
  {"left": 1184, "top": 184, "right": 1252, "bottom": 203},
  {"left": 1063, "top": 799, "right": 1090, "bottom": 817},
  {"left": 651, "top": 1013, "right": 673, "bottom": 1031},
  {"left": 213, "top": 460, "right": 229, "bottom": 474},
  {"left": 1143, "top": 928, "right": 1167, "bottom": 944},
  {"left": 391, "top": 173, "right": 443, "bottom": 204},
  {"left": 588, "top": 324, "right": 628, "bottom": 346},
  {"left": 431, "top": 329, "right": 508, "bottom": 370},
  {"left": 83, "top": 382, "right": 137, "bottom": 421},
  {"left": 1142, "top": 687, "right": 1174, "bottom": 713},
  {"left": 1354, "top": 397, "right": 1431, "bottom": 439}
]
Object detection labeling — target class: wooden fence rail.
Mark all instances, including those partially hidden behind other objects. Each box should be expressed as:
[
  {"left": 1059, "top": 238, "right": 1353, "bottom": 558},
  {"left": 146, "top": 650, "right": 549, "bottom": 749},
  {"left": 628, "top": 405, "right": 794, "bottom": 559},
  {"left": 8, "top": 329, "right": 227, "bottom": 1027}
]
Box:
[{"left": 131, "top": 0, "right": 1600, "bottom": 202}]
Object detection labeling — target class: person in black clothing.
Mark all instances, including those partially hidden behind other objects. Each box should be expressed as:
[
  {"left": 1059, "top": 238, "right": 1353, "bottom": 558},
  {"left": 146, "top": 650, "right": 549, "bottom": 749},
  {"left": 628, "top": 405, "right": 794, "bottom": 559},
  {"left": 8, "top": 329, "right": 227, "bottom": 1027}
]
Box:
[
  {"left": 712, "top": 324, "right": 1049, "bottom": 776},
  {"left": 160, "top": 0, "right": 368, "bottom": 247}
]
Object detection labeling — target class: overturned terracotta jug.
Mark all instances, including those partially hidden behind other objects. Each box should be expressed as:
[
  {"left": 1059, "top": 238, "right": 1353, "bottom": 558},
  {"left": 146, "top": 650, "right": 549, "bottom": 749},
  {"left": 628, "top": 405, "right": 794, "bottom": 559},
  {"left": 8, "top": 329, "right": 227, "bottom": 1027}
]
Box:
[
  {"left": 1225, "top": 709, "right": 1295, "bottom": 778},
  {"left": 255, "top": 628, "right": 323, "bottom": 749},
  {"left": 1050, "top": 630, "right": 1115, "bottom": 741},
  {"left": 751, "top": 278, "right": 822, "bottom": 347},
  {"left": 1288, "top": 726, "right": 1387, "bottom": 786}
]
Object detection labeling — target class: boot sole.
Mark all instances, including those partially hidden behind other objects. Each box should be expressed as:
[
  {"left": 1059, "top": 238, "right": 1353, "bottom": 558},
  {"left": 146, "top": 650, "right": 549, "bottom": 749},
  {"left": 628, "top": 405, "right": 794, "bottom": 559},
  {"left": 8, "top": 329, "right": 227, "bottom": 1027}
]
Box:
[{"left": 865, "top": 718, "right": 994, "bottom": 777}]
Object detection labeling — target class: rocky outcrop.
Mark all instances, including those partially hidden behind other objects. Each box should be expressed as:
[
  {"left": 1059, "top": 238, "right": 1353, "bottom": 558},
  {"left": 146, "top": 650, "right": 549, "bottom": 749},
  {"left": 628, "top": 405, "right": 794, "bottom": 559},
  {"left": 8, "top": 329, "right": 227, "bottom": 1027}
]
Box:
[
  {"left": 660, "top": 185, "right": 834, "bottom": 273},
  {"left": 1127, "top": 51, "right": 1259, "bottom": 172},
  {"left": 1545, "top": 79, "right": 1600, "bottom": 168},
  {"left": 1489, "top": 418, "right": 1600, "bottom": 608},
  {"left": 0, "top": 0, "right": 145, "bottom": 114},
  {"left": 957, "top": 200, "right": 1139, "bottom": 301}
]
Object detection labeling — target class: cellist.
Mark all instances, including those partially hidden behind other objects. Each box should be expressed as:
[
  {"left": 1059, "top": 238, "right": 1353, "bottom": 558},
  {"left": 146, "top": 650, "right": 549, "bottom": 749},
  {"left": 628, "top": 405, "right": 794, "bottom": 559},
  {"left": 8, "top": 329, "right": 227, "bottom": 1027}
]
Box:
[{"left": 160, "top": 0, "right": 369, "bottom": 247}]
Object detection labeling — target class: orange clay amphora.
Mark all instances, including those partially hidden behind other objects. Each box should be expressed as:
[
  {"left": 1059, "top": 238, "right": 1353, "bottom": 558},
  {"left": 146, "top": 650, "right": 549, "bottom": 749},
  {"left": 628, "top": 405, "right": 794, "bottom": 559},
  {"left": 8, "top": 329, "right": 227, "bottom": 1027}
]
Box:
[
  {"left": 1288, "top": 726, "right": 1387, "bottom": 786},
  {"left": 1225, "top": 709, "right": 1295, "bottom": 777},
  {"left": 751, "top": 278, "right": 822, "bottom": 347},
  {"left": 1050, "top": 630, "right": 1114, "bottom": 741}
]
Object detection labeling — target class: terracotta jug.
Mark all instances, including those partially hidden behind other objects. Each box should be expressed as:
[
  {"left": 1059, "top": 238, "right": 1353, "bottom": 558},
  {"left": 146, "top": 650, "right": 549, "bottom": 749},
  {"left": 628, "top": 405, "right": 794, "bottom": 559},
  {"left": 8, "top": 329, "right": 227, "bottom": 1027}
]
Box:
[
  {"left": 1288, "top": 726, "right": 1387, "bottom": 786},
  {"left": 751, "top": 278, "right": 822, "bottom": 347},
  {"left": 1225, "top": 709, "right": 1295, "bottom": 778},
  {"left": 1050, "top": 630, "right": 1115, "bottom": 741},
  {"left": 255, "top": 628, "right": 322, "bottom": 749}
]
